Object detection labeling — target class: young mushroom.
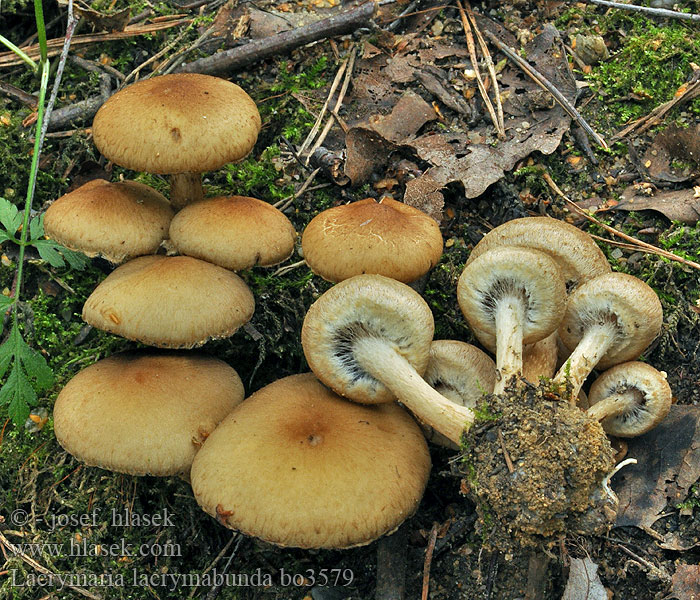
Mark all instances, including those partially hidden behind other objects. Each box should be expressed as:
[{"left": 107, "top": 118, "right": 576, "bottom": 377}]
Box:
[
  {"left": 586, "top": 362, "right": 672, "bottom": 437},
  {"left": 92, "top": 74, "right": 261, "bottom": 210},
  {"left": 457, "top": 247, "right": 567, "bottom": 394},
  {"left": 82, "top": 255, "right": 254, "bottom": 348},
  {"left": 301, "top": 197, "right": 443, "bottom": 283},
  {"left": 302, "top": 274, "right": 475, "bottom": 445},
  {"left": 44, "top": 179, "right": 174, "bottom": 264},
  {"left": 421, "top": 340, "right": 496, "bottom": 448},
  {"left": 54, "top": 353, "right": 245, "bottom": 477},
  {"left": 552, "top": 272, "right": 663, "bottom": 401}
]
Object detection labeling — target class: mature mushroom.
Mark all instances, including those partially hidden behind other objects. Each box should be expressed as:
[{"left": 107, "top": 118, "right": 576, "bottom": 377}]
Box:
[
  {"left": 302, "top": 274, "right": 475, "bottom": 445},
  {"left": 422, "top": 340, "right": 496, "bottom": 448},
  {"left": 552, "top": 272, "right": 663, "bottom": 400},
  {"left": 190, "top": 373, "right": 431, "bottom": 549},
  {"left": 457, "top": 247, "right": 567, "bottom": 394},
  {"left": 169, "top": 196, "right": 296, "bottom": 271},
  {"left": 82, "top": 255, "right": 254, "bottom": 348},
  {"left": 44, "top": 179, "right": 173, "bottom": 264},
  {"left": 92, "top": 74, "right": 261, "bottom": 210},
  {"left": 54, "top": 353, "right": 244, "bottom": 476},
  {"left": 587, "top": 362, "right": 672, "bottom": 437},
  {"left": 467, "top": 216, "right": 611, "bottom": 290},
  {"left": 301, "top": 197, "right": 443, "bottom": 283}
]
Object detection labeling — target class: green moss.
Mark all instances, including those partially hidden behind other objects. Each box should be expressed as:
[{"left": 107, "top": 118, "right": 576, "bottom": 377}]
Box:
[{"left": 586, "top": 20, "right": 700, "bottom": 124}]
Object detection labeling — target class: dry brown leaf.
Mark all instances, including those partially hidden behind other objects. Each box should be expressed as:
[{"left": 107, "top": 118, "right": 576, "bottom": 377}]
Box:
[
  {"left": 669, "top": 564, "right": 700, "bottom": 600},
  {"left": 615, "top": 187, "right": 700, "bottom": 225},
  {"left": 58, "top": 0, "right": 130, "bottom": 32},
  {"left": 561, "top": 558, "right": 608, "bottom": 600},
  {"left": 613, "top": 406, "right": 700, "bottom": 538}
]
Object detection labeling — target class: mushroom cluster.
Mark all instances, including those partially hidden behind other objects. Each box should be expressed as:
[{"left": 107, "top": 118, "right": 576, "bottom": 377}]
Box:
[
  {"left": 300, "top": 215, "right": 671, "bottom": 545},
  {"left": 51, "top": 74, "right": 298, "bottom": 478}
]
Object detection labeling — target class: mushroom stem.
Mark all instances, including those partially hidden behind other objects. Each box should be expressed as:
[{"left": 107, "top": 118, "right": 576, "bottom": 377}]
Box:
[
  {"left": 353, "top": 337, "right": 475, "bottom": 446},
  {"left": 493, "top": 298, "right": 526, "bottom": 394},
  {"left": 553, "top": 323, "right": 615, "bottom": 401},
  {"left": 170, "top": 173, "right": 204, "bottom": 210},
  {"left": 586, "top": 390, "right": 639, "bottom": 422}
]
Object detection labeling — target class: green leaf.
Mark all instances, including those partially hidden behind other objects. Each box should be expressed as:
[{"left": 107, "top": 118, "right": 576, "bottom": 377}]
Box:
[
  {"left": 33, "top": 239, "right": 66, "bottom": 268},
  {"left": 0, "top": 294, "right": 13, "bottom": 312},
  {"left": 18, "top": 339, "right": 53, "bottom": 392},
  {"left": 29, "top": 213, "right": 44, "bottom": 240},
  {"left": 0, "top": 362, "right": 35, "bottom": 425},
  {"left": 61, "top": 248, "right": 89, "bottom": 271},
  {"left": 0, "top": 197, "right": 22, "bottom": 237},
  {"left": 0, "top": 324, "right": 54, "bottom": 425}
]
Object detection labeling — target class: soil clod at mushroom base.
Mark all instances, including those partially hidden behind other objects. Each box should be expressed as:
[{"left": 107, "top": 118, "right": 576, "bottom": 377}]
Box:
[{"left": 457, "top": 379, "right": 617, "bottom": 549}]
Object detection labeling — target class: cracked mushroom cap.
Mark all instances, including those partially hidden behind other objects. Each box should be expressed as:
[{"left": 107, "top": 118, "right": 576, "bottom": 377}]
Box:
[
  {"left": 301, "top": 274, "right": 434, "bottom": 404},
  {"left": 82, "top": 255, "right": 254, "bottom": 348},
  {"left": 558, "top": 272, "right": 663, "bottom": 370},
  {"left": 92, "top": 73, "right": 261, "bottom": 174},
  {"left": 457, "top": 246, "right": 567, "bottom": 350},
  {"left": 169, "top": 196, "right": 296, "bottom": 270},
  {"left": 54, "top": 353, "right": 244, "bottom": 476},
  {"left": 422, "top": 340, "right": 496, "bottom": 447},
  {"left": 587, "top": 362, "right": 672, "bottom": 437},
  {"left": 301, "top": 197, "right": 443, "bottom": 283},
  {"left": 190, "top": 373, "right": 431, "bottom": 549},
  {"left": 43, "top": 179, "right": 174, "bottom": 264},
  {"left": 467, "top": 217, "right": 610, "bottom": 290}
]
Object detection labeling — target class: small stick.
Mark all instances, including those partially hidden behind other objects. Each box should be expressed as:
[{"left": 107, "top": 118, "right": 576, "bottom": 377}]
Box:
[
  {"left": 272, "top": 259, "right": 307, "bottom": 278},
  {"left": 497, "top": 429, "right": 514, "bottom": 473},
  {"left": 483, "top": 31, "right": 608, "bottom": 150},
  {"left": 421, "top": 523, "right": 439, "bottom": 600},
  {"left": 457, "top": 0, "right": 502, "bottom": 139},
  {"left": 176, "top": 1, "right": 375, "bottom": 76},
  {"left": 585, "top": 0, "right": 700, "bottom": 22},
  {"left": 542, "top": 171, "right": 700, "bottom": 271},
  {"left": 386, "top": 0, "right": 420, "bottom": 32},
  {"left": 464, "top": 1, "right": 504, "bottom": 135},
  {"left": 0, "top": 81, "right": 38, "bottom": 108},
  {"left": 297, "top": 57, "right": 349, "bottom": 158},
  {"left": 306, "top": 48, "right": 356, "bottom": 162},
  {"left": 273, "top": 167, "right": 322, "bottom": 211}
]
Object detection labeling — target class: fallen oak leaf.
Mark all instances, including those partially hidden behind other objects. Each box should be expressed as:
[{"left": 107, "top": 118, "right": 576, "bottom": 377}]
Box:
[
  {"left": 669, "top": 564, "right": 700, "bottom": 600},
  {"left": 614, "top": 187, "right": 700, "bottom": 225},
  {"left": 561, "top": 558, "right": 608, "bottom": 600},
  {"left": 613, "top": 406, "right": 700, "bottom": 542}
]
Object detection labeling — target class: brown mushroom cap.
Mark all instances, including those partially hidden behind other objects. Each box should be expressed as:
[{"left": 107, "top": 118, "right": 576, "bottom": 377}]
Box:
[
  {"left": 190, "top": 373, "right": 431, "bottom": 549},
  {"left": 82, "top": 255, "right": 254, "bottom": 348},
  {"left": 587, "top": 362, "right": 672, "bottom": 437},
  {"left": 169, "top": 196, "right": 296, "bottom": 270},
  {"left": 301, "top": 197, "right": 443, "bottom": 283},
  {"left": 302, "top": 274, "right": 434, "bottom": 404},
  {"left": 92, "top": 74, "right": 261, "bottom": 175},
  {"left": 44, "top": 179, "right": 173, "bottom": 264},
  {"left": 54, "top": 353, "right": 244, "bottom": 476},
  {"left": 467, "top": 217, "right": 610, "bottom": 290}
]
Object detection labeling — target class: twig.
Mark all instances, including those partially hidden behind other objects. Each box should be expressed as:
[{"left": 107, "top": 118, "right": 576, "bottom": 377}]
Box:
[
  {"left": 273, "top": 167, "right": 322, "bottom": 211},
  {"left": 483, "top": 31, "right": 608, "bottom": 150},
  {"left": 585, "top": 0, "right": 700, "bottom": 22},
  {"left": 542, "top": 171, "right": 700, "bottom": 271},
  {"left": 0, "top": 531, "right": 102, "bottom": 600},
  {"left": 457, "top": 0, "right": 502, "bottom": 139},
  {"left": 297, "top": 57, "right": 350, "bottom": 158},
  {"left": 386, "top": 0, "right": 419, "bottom": 32},
  {"left": 613, "top": 75, "right": 700, "bottom": 139},
  {"left": 464, "top": 1, "right": 504, "bottom": 135},
  {"left": 421, "top": 523, "right": 439, "bottom": 600},
  {"left": 306, "top": 48, "right": 356, "bottom": 162},
  {"left": 0, "top": 18, "right": 191, "bottom": 67},
  {"left": 375, "top": 525, "right": 408, "bottom": 600},
  {"left": 69, "top": 55, "right": 125, "bottom": 81},
  {"left": 122, "top": 21, "right": 195, "bottom": 84},
  {"left": 272, "top": 259, "right": 307, "bottom": 278},
  {"left": 176, "top": 1, "right": 376, "bottom": 76},
  {"left": 0, "top": 81, "right": 38, "bottom": 108},
  {"left": 497, "top": 429, "right": 514, "bottom": 473},
  {"left": 204, "top": 535, "right": 243, "bottom": 600}
]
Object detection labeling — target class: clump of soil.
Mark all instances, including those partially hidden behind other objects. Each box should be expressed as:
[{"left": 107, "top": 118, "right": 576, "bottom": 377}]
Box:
[{"left": 458, "top": 380, "right": 617, "bottom": 548}]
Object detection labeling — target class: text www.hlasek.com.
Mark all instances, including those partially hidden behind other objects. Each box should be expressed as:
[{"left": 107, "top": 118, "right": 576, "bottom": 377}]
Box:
[{"left": 11, "top": 538, "right": 182, "bottom": 558}]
